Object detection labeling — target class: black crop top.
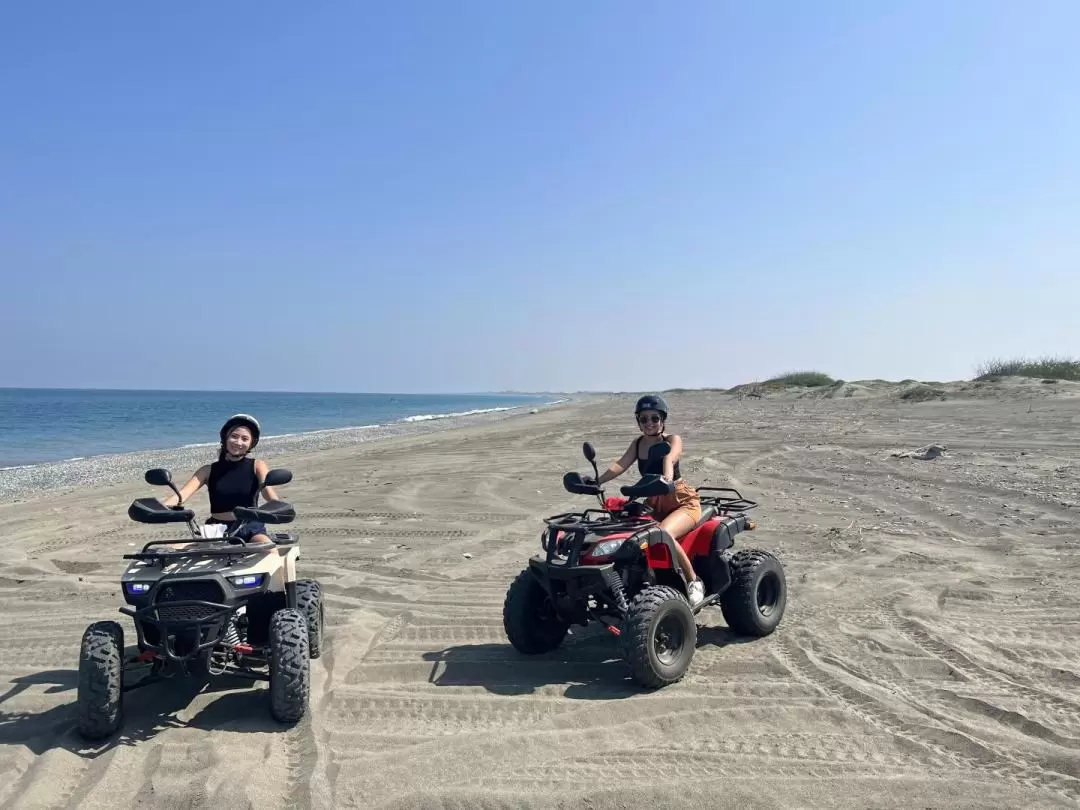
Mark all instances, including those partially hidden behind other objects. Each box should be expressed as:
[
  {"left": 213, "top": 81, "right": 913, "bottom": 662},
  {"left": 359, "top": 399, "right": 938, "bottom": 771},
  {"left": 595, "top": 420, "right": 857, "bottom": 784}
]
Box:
[
  {"left": 207, "top": 456, "right": 261, "bottom": 514},
  {"left": 636, "top": 435, "right": 681, "bottom": 479}
]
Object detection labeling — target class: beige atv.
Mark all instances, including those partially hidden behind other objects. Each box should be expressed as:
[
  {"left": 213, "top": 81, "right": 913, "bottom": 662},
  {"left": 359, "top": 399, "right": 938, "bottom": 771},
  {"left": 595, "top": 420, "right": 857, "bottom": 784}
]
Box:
[{"left": 75, "top": 466, "right": 324, "bottom": 740}]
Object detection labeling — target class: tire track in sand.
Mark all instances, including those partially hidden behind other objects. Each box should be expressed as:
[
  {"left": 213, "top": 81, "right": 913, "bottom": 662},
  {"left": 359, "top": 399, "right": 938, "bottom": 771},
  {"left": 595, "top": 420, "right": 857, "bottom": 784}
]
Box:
[{"left": 774, "top": 628, "right": 1080, "bottom": 803}]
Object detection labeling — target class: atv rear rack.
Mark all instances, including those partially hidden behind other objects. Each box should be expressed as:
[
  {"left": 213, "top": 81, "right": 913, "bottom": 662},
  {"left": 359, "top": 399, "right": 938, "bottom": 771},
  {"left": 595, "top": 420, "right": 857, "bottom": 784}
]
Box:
[{"left": 695, "top": 486, "right": 758, "bottom": 513}]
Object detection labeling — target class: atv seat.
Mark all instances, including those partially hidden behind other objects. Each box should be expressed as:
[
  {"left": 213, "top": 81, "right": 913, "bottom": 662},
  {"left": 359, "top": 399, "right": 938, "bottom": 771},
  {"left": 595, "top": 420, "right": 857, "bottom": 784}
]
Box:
[{"left": 694, "top": 502, "right": 720, "bottom": 527}]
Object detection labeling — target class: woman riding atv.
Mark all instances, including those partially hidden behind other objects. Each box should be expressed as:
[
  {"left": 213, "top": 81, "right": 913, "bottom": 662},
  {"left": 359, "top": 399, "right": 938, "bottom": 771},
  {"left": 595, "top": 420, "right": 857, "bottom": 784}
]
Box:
[
  {"left": 160, "top": 414, "right": 280, "bottom": 545},
  {"left": 591, "top": 395, "right": 706, "bottom": 607}
]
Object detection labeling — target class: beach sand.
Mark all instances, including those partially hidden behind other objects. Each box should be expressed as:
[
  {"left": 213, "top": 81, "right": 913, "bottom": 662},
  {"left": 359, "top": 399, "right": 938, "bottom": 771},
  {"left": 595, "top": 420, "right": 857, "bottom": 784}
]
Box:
[{"left": 1, "top": 384, "right": 1079, "bottom": 808}]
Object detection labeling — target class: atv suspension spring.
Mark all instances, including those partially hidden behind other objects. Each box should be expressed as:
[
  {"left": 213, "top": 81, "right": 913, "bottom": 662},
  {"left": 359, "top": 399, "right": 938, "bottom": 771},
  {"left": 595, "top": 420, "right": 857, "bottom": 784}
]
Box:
[
  {"left": 221, "top": 618, "right": 240, "bottom": 648},
  {"left": 602, "top": 569, "right": 630, "bottom": 614},
  {"left": 207, "top": 618, "right": 242, "bottom": 676}
]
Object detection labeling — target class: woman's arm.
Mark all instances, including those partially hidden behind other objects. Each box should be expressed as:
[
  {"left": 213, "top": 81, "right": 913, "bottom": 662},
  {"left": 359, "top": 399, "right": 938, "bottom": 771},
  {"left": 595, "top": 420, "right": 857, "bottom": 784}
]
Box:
[
  {"left": 255, "top": 458, "right": 280, "bottom": 502},
  {"left": 596, "top": 441, "right": 638, "bottom": 485},
  {"left": 662, "top": 434, "right": 684, "bottom": 481},
  {"left": 161, "top": 464, "right": 211, "bottom": 507}
]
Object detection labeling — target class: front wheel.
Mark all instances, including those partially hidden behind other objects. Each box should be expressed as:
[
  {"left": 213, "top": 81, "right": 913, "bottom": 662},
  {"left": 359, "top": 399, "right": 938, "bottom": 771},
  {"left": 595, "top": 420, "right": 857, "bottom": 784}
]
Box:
[
  {"left": 296, "top": 579, "right": 324, "bottom": 659},
  {"left": 76, "top": 621, "right": 125, "bottom": 740},
  {"left": 503, "top": 569, "right": 569, "bottom": 654},
  {"left": 622, "top": 585, "right": 697, "bottom": 688},
  {"left": 268, "top": 608, "right": 310, "bottom": 724},
  {"left": 720, "top": 549, "right": 787, "bottom": 636}
]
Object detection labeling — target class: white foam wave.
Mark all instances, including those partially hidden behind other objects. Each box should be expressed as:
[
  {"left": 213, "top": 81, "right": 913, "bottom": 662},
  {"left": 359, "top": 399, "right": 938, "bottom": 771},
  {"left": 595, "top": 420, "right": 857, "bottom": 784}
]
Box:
[{"left": 401, "top": 406, "right": 515, "bottom": 422}]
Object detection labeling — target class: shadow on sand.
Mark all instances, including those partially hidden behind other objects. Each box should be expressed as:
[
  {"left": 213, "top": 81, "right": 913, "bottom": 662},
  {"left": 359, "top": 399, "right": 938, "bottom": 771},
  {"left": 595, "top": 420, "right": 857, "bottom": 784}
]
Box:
[
  {"left": 0, "top": 661, "right": 294, "bottom": 759},
  {"left": 420, "top": 622, "right": 754, "bottom": 699}
]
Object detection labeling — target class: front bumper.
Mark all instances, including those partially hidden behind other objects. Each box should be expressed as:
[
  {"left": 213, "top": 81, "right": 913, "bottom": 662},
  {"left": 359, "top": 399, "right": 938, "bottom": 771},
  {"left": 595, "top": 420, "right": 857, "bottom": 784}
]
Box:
[
  {"left": 120, "top": 600, "right": 236, "bottom": 662},
  {"left": 527, "top": 555, "right": 625, "bottom": 622}
]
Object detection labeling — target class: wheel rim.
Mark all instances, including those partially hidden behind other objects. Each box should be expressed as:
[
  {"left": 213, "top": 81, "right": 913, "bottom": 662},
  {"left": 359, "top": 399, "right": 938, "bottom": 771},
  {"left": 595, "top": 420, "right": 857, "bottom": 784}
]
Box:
[
  {"left": 757, "top": 572, "right": 781, "bottom": 616},
  {"left": 653, "top": 614, "right": 685, "bottom": 665}
]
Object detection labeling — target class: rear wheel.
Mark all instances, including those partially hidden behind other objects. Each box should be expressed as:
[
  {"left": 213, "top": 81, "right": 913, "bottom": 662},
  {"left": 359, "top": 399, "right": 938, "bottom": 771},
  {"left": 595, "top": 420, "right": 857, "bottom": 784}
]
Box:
[
  {"left": 296, "top": 579, "right": 324, "bottom": 659},
  {"left": 622, "top": 585, "right": 697, "bottom": 688},
  {"left": 720, "top": 549, "right": 787, "bottom": 636},
  {"left": 268, "top": 608, "right": 310, "bottom": 723},
  {"left": 76, "top": 621, "right": 125, "bottom": 740},
  {"left": 503, "top": 569, "right": 569, "bottom": 654}
]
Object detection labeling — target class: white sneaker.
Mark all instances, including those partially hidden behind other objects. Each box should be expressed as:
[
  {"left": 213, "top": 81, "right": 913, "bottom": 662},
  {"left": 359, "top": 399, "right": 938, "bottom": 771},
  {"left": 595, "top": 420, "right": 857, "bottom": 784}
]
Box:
[{"left": 688, "top": 578, "right": 705, "bottom": 607}]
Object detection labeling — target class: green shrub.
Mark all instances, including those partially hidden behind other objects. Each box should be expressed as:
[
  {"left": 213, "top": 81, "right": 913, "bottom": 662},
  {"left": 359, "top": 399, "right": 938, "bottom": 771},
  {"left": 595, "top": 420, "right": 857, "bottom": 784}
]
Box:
[
  {"left": 974, "top": 356, "right": 1080, "bottom": 382},
  {"left": 763, "top": 371, "right": 835, "bottom": 388}
]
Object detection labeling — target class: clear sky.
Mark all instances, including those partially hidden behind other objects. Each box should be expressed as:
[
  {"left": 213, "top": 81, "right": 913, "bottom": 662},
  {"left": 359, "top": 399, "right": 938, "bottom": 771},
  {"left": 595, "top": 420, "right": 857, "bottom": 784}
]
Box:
[{"left": 2, "top": 1, "right": 1077, "bottom": 393}]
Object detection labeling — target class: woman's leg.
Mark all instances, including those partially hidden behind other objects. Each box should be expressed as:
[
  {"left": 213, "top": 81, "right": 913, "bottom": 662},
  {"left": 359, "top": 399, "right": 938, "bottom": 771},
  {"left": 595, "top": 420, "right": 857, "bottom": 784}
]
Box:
[
  {"left": 658, "top": 510, "right": 700, "bottom": 583},
  {"left": 231, "top": 521, "right": 273, "bottom": 546}
]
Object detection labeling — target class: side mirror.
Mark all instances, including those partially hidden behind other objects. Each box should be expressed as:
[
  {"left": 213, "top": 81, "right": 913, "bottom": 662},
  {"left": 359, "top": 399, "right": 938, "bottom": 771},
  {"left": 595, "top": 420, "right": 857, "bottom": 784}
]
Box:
[
  {"left": 145, "top": 468, "right": 172, "bottom": 487},
  {"left": 262, "top": 468, "right": 292, "bottom": 487},
  {"left": 582, "top": 442, "right": 596, "bottom": 463}
]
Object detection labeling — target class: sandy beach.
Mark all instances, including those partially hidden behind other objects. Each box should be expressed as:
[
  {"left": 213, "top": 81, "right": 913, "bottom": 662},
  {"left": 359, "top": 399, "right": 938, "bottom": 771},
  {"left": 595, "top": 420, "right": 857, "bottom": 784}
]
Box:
[{"left": 2, "top": 381, "right": 1080, "bottom": 809}]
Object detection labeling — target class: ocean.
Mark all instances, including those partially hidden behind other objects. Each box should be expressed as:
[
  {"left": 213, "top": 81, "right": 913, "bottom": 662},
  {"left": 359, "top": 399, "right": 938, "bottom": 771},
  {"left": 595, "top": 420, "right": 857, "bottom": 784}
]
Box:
[{"left": 0, "top": 388, "right": 558, "bottom": 469}]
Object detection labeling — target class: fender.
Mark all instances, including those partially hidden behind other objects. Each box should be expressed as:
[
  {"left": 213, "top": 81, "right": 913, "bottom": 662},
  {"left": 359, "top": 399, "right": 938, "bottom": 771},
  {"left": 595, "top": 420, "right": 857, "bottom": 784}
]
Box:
[{"left": 678, "top": 518, "right": 722, "bottom": 559}]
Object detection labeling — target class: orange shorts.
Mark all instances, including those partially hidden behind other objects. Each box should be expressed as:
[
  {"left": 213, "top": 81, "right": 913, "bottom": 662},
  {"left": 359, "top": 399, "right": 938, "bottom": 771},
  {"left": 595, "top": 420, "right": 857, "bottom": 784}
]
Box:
[{"left": 647, "top": 479, "right": 701, "bottom": 523}]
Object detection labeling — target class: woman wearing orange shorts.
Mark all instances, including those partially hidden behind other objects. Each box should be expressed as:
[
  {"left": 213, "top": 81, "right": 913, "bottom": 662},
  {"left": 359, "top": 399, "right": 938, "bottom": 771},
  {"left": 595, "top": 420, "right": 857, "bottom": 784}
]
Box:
[{"left": 594, "top": 394, "right": 705, "bottom": 607}]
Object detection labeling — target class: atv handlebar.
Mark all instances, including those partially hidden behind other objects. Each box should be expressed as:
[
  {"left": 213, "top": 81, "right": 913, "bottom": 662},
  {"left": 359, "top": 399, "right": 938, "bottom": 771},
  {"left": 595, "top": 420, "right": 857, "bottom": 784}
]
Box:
[
  {"left": 563, "top": 471, "right": 674, "bottom": 500},
  {"left": 563, "top": 472, "right": 601, "bottom": 497},
  {"left": 129, "top": 465, "right": 297, "bottom": 538},
  {"left": 233, "top": 500, "right": 296, "bottom": 525},
  {"left": 128, "top": 498, "right": 196, "bottom": 524},
  {"left": 619, "top": 474, "right": 674, "bottom": 499}
]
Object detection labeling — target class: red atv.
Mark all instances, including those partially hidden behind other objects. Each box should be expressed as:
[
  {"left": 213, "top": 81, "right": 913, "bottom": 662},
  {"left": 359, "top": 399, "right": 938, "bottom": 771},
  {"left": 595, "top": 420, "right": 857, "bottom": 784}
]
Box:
[{"left": 503, "top": 440, "right": 787, "bottom": 688}]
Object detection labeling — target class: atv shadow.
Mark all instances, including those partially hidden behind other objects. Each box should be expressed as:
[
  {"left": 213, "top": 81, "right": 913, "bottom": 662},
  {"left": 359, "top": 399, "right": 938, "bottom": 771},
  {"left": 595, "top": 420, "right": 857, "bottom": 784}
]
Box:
[
  {"left": 422, "top": 622, "right": 758, "bottom": 699},
  {"left": 695, "top": 625, "right": 759, "bottom": 649},
  {"left": 422, "top": 626, "right": 638, "bottom": 699},
  {"left": 0, "top": 664, "right": 292, "bottom": 758}
]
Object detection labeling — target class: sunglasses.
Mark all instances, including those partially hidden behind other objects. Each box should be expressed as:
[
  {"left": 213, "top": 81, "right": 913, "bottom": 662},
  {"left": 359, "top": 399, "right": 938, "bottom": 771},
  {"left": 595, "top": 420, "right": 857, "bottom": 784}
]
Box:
[{"left": 637, "top": 414, "right": 662, "bottom": 424}]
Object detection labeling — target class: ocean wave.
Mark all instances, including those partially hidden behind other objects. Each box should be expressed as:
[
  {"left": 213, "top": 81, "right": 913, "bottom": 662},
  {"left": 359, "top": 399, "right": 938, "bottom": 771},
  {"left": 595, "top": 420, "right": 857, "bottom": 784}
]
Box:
[
  {"left": 401, "top": 406, "right": 516, "bottom": 422},
  {"left": 264, "top": 424, "right": 382, "bottom": 440}
]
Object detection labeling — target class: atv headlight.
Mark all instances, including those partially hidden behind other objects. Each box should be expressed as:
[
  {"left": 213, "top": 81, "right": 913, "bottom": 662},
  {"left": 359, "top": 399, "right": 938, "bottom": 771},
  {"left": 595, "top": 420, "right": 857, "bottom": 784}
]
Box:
[
  {"left": 125, "top": 582, "right": 152, "bottom": 595},
  {"left": 589, "top": 539, "right": 626, "bottom": 558},
  {"left": 230, "top": 574, "right": 265, "bottom": 588}
]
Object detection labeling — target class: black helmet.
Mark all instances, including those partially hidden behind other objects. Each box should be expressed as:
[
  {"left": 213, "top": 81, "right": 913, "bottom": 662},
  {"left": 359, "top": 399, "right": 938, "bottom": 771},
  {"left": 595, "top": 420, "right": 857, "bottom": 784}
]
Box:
[
  {"left": 634, "top": 394, "right": 669, "bottom": 419},
  {"left": 220, "top": 413, "right": 261, "bottom": 448}
]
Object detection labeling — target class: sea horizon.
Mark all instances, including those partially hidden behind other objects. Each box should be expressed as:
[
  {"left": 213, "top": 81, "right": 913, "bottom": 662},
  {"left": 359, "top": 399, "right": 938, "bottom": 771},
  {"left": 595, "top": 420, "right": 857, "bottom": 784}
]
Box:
[
  {"left": 0, "top": 388, "right": 564, "bottom": 469},
  {"left": 0, "top": 385, "right": 563, "bottom": 396}
]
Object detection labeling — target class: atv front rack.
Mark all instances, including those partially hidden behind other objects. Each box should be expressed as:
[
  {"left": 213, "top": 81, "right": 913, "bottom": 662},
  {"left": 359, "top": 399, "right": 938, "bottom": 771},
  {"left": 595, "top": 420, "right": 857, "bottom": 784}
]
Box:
[
  {"left": 542, "top": 510, "right": 652, "bottom": 534},
  {"left": 124, "top": 534, "right": 295, "bottom": 564},
  {"left": 123, "top": 548, "right": 268, "bottom": 566}
]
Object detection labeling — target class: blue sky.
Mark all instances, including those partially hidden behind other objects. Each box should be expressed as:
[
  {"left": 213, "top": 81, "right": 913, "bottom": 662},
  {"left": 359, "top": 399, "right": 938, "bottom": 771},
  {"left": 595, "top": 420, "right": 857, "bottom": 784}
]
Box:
[{"left": 2, "top": 1, "right": 1077, "bottom": 393}]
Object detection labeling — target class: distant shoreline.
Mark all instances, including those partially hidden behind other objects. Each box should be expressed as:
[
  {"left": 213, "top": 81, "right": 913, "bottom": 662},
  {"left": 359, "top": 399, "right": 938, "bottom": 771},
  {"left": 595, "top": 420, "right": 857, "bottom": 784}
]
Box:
[
  {"left": 0, "top": 389, "right": 566, "bottom": 470},
  {"left": 0, "top": 385, "right": 570, "bottom": 397},
  {"left": 0, "top": 396, "right": 579, "bottom": 503}
]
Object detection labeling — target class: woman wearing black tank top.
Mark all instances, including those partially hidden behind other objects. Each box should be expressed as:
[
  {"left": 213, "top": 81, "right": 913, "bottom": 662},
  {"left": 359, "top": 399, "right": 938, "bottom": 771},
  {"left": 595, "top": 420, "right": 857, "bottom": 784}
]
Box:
[
  {"left": 160, "top": 414, "right": 280, "bottom": 545},
  {"left": 592, "top": 395, "right": 705, "bottom": 607}
]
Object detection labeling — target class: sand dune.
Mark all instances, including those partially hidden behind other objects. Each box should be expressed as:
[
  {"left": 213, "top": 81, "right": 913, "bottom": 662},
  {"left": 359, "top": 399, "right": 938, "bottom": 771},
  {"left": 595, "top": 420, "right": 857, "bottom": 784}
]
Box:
[{"left": 2, "top": 386, "right": 1080, "bottom": 808}]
